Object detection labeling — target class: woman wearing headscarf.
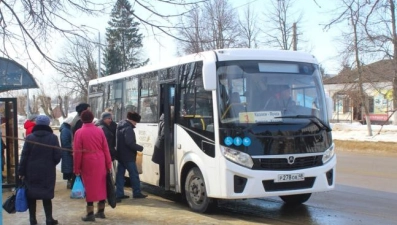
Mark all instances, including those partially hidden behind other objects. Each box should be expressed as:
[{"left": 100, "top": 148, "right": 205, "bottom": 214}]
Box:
[
  {"left": 73, "top": 110, "right": 112, "bottom": 222},
  {"left": 24, "top": 114, "right": 37, "bottom": 137},
  {"left": 18, "top": 115, "right": 61, "bottom": 225}
]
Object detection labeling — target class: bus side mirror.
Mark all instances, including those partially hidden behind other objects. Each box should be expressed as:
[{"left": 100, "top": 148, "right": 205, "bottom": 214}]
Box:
[
  {"left": 202, "top": 57, "right": 217, "bottom": 90},
  {"left": 326, "top": 95, "right": 333, "bottom": 120}
]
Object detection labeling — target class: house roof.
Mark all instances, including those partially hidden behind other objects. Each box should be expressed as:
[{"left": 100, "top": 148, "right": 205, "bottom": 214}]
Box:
[{"left": 323, "top": 59, "right": 395, "bottom": 84}]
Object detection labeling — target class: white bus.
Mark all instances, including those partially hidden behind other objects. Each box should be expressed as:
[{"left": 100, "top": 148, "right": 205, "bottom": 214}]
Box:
[{"left": 88, "top": 49, "right": 336, "bottom": 213}]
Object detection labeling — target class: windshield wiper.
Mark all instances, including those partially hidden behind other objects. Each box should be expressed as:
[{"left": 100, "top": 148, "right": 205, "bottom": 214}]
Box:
[{"left": 274, "top": 115, "right": 332, "bottom": 132}]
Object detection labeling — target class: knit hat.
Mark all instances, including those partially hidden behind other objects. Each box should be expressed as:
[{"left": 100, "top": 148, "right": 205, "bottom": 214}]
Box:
[
  {"left": 101, "top": 112, "right": 112, "bottom": 120},
  {"left": 28, "top": 114, "right": 38, "bottom": 121},
  {"left": 64, "top": 116, "right": 74, "bottom": 125},
  {"left": 76, "top": 103, "right": 90, "bottom": 114},
  {"left": 127, "top": 112, "right": 141, "bottom": 122},
  {"left": 80, "top": 110, "right": 94, "bottom": 123},
  {"left": 35, "top": 115, "right": 50, "bottom": 126}
]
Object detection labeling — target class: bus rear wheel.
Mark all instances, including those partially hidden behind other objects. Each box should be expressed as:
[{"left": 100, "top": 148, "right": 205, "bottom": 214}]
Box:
[
  {"left": 279, "top": 193, "right": 311, "bottom": 205},
  {"left": 184, "top": 167, "right": 217, "bottom": 213}
]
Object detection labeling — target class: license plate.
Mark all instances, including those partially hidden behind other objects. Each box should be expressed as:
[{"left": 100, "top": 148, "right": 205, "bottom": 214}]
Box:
[{"left": 276, "top": 173, "right": 305, "bottom": 183}]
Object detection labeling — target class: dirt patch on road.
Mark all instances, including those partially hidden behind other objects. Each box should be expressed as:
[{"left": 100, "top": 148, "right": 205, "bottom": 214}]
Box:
[{"left": 335, "top": 140, "right": 397, "bottom": 155}]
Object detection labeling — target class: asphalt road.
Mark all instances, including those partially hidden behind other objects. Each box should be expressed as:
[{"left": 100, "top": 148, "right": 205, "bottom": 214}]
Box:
[{"left": 2, "top": 149, "right": 397, "bottom": 225}]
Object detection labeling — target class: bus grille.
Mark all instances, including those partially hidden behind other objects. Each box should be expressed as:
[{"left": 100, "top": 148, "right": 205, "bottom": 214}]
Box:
[{"left": 253, "top": 156, "right": 323, "bottom": 171}]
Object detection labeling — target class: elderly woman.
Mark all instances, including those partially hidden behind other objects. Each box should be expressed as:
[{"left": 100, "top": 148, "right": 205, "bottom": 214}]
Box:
[
  {"left": 73, "top": 110, "right": 112, "bottom": 222},
  {"left": 60, "top": 116, "right": 74, "bottom": 189},
  {"left": 18, "top": 115, "right": 61, "bottom": 225}
]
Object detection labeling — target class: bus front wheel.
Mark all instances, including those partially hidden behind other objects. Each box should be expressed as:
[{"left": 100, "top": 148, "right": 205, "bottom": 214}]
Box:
[
  {"left": 184, "top": 167, "right": 217, "bottom": 213},
  {"left": 279, "top": 193, "right": 311, "bottom": 205}
]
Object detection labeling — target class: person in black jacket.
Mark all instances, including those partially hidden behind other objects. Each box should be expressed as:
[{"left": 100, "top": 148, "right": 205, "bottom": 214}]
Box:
[
  {"left": 115, "top": 112, "right": 147, "bottom": 201},
  {"left": 95, "top": 112, "right": 117, "bottom": 161},
  {"left": 104, "top": 107, "right": 117, "bottom": 134},
  {"left": 71, "top": 103, "right": 90, "bottom": 137},
  {"left": 18, "top": 115, "right": 61, "bottom": 225}
]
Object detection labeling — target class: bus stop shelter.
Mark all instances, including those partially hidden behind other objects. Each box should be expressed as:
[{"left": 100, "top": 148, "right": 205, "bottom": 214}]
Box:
[{"left": 0, "top": 57, "right": 38, "bottom": 192}]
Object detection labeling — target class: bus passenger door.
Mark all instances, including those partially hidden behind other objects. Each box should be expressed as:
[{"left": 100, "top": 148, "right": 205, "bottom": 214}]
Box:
[{"left": 159, "top": 84, "right": 176, "bottom": 191}]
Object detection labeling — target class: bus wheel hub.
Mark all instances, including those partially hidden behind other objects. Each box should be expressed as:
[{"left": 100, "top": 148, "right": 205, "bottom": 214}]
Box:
[{"left": 190, "top": 178, "right": 204, "bottom": 203}]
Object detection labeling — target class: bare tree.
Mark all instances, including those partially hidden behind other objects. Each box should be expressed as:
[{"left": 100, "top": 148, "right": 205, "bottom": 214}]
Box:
[
  {"left": 262, "top": 0, "right": 304, "bottom": 50},
  {"left": 56, "top": 37, "right": 97, "bottom": 101},
  {"left": 0, "top": 1, "right": 112, "bottom": 71},
  {"left": 0, "top": 0, "right": 202, "bottom": 73},
  {"left": 177, "top": 0, "right": 241, "bottom": 55},
  {"left": 177, "top": 7, "right": 207, "bottom": 54},
  {"left": 238, "top": 4, "right": 260, "bottom": 48},
  {"left": 324, "top": 0, "right": 373, "bottom": 135},
  {"left": 363, "top": 0, "right": 397, "bottom": 124}
]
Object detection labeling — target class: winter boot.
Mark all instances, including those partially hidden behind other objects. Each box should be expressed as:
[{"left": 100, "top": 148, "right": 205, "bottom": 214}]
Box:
[
  {"left": 81, "top": 206, "right": 95, "bottom": 222},
  {"left": 43, "top": 199, "right": 58, "bottom": 225},
  {"left": 28, "top": 199, "right": 37, "bottom": 225},
  {"left": 66, "top": 179, "right": 72, "bottom": 189},
  {"left": 94, "top": 201, "right": 106, "bottom": 219}
]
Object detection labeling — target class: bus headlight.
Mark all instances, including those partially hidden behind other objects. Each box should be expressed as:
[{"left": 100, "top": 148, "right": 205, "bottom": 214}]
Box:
[
  {"left": 221, "top": 146, "right": 254, "bottom": 168},
  {"left": 322, "top": 143, "right": 335, "bottom": 164}
]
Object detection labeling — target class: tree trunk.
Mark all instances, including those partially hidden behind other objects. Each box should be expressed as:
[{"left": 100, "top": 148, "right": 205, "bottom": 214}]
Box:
[
  {"left": 390, "top": 0, "right": 397, "bottom": 125},
  {"left": 351, "top": 12, "right": 372, "bottom": 136}
]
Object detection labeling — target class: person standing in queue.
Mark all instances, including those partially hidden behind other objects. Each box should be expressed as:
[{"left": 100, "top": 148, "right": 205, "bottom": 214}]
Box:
[
  {"left": 73, "top": 110, "right": 112, "bottom": 222},
  {"left": 60, "top": 116, "right": 74, "bottom": 189},
  {"left": 115, "top": 111, "right": 147, "bottom": 202},
  {"left": 71, "top": 103, "right": 90, "bottom": 136},
  {"left": 18, "top": 115, "right": 61, "bottom": 225},
  {"left": 103, "top": 108, "right": 117, "bottom": 135},
  {"left": 95, "top": 112, "right": 117, "bottom": 162},
  {"left": 24, "top": 114, "right": 37, "bottom": 137}
]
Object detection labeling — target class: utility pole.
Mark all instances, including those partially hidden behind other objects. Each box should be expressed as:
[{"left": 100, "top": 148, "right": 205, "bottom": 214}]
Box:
[
  {"left": 98, "top": 31, "right": 101, "bottom": 78},
  {"left": 292, "top": 23, "right": 297, "bottom": 51},
  {"left": 26, "top": 62, "right": 30, "bottom": 118}
]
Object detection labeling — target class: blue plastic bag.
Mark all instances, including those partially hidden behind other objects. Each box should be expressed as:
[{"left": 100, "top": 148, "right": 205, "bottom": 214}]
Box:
[
  {"left": 70, "top": 176, "right": 85, "bottom": 199},
  {"left": 15, "top": 185, "right": 28, "bottom": 212}
]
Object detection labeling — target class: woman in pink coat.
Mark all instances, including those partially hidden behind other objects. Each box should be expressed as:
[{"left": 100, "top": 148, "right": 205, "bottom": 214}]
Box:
[{"left": 73, "top": 110, "right": 112, "bottom": 222}]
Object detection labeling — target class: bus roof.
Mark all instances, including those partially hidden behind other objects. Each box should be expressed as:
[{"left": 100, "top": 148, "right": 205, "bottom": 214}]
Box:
[{"left": 89, "top": 48, "right": 318, "bottom": 85}]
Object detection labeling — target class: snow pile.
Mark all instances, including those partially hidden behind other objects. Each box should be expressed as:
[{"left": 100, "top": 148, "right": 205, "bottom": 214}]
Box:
[{"left": 331, "top": 122, "right": 397, "bottom": 143}]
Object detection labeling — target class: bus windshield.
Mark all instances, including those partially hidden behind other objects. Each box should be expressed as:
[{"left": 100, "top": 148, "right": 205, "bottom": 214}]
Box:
[{"left": 217, "top": 60, "right": 327, "bottom": 126}]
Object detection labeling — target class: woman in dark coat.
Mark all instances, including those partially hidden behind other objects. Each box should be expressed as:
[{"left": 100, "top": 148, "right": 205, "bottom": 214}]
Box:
[
  {"left": 18, "top": 115, "right": 61, "bottom": 225},
  {"left": 60, "top": 116, "right": 74, "bottom": 189}
]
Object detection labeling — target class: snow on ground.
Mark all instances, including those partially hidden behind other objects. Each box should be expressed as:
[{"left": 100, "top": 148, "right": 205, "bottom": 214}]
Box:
[{"left": 331, "top": 122, "right": 397, "bottom": 143}]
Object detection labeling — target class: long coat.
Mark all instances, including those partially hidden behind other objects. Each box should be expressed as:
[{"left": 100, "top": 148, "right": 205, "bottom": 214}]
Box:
[
  {"left": 60, "top": 122, "right": 73, "bottom": 174},
  {"left": 73, "top": 123, "right": 112, "bottom": 202},
  {"left": 18, "top": 125, "right": 61, "bottom": 199}
]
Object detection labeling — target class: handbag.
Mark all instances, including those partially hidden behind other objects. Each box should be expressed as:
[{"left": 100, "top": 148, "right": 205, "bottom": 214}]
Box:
[
  {"left": 106, "top": 172, "right": 117, "bottom": 208},
  {"left": 2, "top": 194, "right": 16, "bottom": 214},
  {"left": 136, "top": 152, "right": 143, "bottom": 174},
  {"left": 15, "top": 183, "right": 28, "bottom": 212},
  {"left": 70, "top": 176, "right": 85, "bottom": 199}
]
